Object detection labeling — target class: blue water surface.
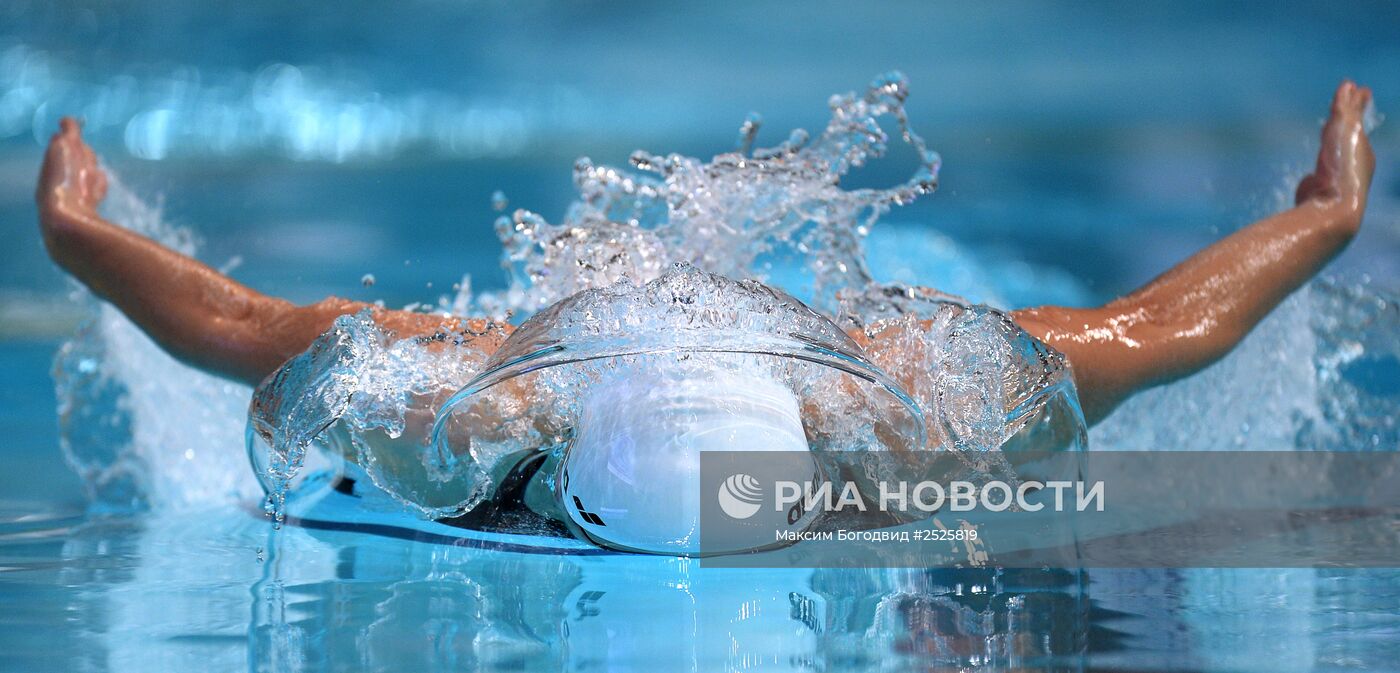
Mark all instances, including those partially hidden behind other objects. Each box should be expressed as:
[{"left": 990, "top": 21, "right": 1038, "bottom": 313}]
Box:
[{"left": 2, "top": 2, "right": 1400, "bottom": 671}]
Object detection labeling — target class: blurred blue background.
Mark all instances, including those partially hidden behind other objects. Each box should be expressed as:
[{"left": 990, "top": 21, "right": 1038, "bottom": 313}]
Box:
[
  {"left": 2, "top": 1, "right": 1398, "bottom": 500},
  {"left": 2, "top": 7, "right": 1400, "bottom": 672}
]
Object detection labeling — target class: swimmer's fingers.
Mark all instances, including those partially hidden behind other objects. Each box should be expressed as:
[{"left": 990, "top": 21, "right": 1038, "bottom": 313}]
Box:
[
  {"left": 1331, "top": 79, "right": 1373, "bottom": 117},
  {"left": 66, "top": 119, "right": 108, "bottom": 209},
  {"left": 1296, "top": 80, "right": 1375, "bottom": 207},
  {"left": 37, "top": 117, "right": 107, "bottom": 214},
  {"left": 83, "top": 147, "right": 108, "bottom": 206},
  {"left": 1329, "top": 81, "right": 1376, "bottom": 212},
  {"left": 37, "top": 121, "right": 72, "bottom": 207}
]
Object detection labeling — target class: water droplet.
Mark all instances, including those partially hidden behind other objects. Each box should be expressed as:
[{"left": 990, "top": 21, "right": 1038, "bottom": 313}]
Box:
[{"left": 737, "top": 112, "right": 762, "bottom": 155}]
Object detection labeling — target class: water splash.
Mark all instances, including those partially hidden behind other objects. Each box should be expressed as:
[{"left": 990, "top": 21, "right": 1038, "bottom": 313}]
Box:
[
  {"left": 53, "top": 178, "right": 260, "bottom": 511},
  {"left": 1092, "top": 279, "right": 1400, "bottom": 452},
  {"left": 836, "top": 284, "right": 1084, "bottom": 477},
  {"left": 247, "top": 309, "right": 495, "bottom": 520},
  {"left": 488, "top": 71, "right": 940, "bottom": 315},
  {"left": 244, "top": 74, "right": 1080, "bottom": 522}
]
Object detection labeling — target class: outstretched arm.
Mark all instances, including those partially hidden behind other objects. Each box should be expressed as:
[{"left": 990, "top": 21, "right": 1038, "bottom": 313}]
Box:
[
  {"left": 37, "top": 118, "right": 508, "bottom": 386},
  {"left": 1012, "top": 81, "right": 1375, "bottom": 424}
]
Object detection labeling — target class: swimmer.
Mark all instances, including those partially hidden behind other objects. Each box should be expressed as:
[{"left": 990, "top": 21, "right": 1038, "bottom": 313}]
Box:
[
  {"left": 36, "top": 80, "right": 1377, "bottom": 552},
  {"left": 37, "top": 81, "right": 1374, "bottom": 427}
]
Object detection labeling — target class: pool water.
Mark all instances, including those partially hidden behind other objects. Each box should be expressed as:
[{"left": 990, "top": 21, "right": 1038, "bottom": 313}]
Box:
[{"left": 4, "top": 3, "right": 1400, "bottom": 671}]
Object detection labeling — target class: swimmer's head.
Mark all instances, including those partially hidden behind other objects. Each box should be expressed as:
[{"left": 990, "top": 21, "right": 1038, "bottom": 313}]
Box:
[{"left": 558, "top": 366, "right": 820, "bottom": 555}]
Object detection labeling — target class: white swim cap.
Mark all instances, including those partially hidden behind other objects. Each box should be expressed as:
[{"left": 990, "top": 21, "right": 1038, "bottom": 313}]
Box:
[
  {"left": 425, "top": 267, "right": 928, "bottom": 547},
  {"left": 559, "top": 366, "right": 820, "bottom": 555}
]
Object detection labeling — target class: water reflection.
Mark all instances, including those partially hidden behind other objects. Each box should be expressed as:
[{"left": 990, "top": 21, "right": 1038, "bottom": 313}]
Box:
[
  {"left": 7, "top": 506, "right": 1400, "bottom": 672},
  {"left": 248, "top": 511, "right": 1090, "bottom": 672}
]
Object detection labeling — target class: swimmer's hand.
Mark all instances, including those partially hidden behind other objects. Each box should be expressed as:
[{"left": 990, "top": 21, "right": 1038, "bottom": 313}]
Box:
[
  {"left": 1014, "top": 79, "right": 1376, "bottom": 424},
  {"left": 1295, "top": 80, "right": 1375, "bottom": 233},
  {"left": 37, "top": 118, "right": 108, "bottom": 241}
]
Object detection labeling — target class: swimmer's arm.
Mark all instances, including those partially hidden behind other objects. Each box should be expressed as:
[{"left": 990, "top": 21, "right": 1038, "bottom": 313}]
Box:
[
  {"left": 1011, "top": 81, "right": 1374, "bottom": 424},
  {"left": 38, "top": 118, "right": 504, "bottom": 386},
  {"left": 1012, "top": 200, "right": 1363, "bottom": 424}
]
